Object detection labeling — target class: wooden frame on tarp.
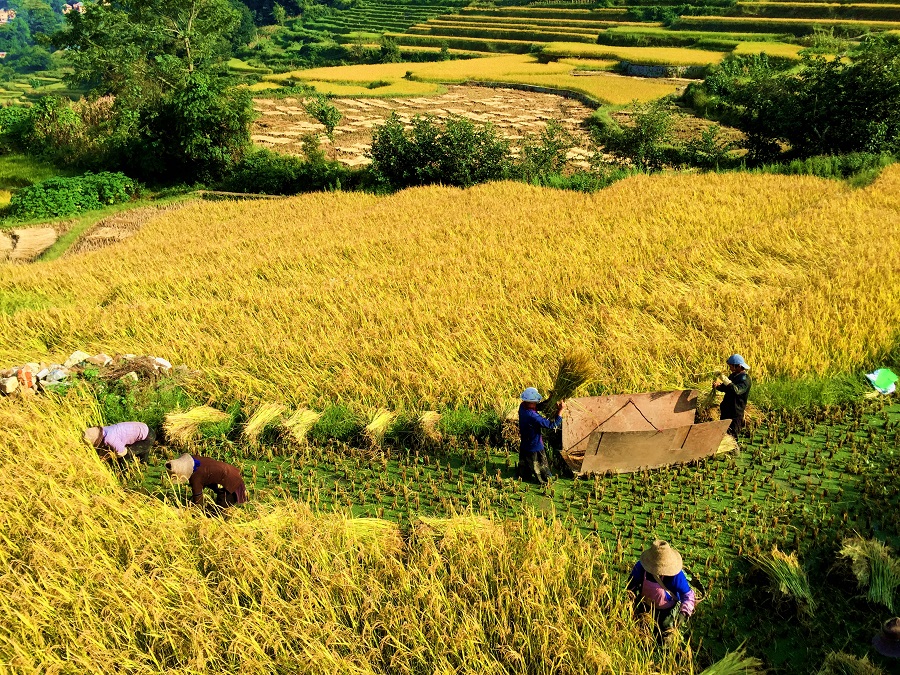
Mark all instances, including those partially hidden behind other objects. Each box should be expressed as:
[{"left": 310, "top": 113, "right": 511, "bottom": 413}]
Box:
[{"left": 561, "top": 390, "right": 732, "bottom": 475}]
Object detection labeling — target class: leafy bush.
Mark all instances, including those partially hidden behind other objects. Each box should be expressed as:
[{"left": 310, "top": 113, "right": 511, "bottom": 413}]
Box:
[
  {"left": 369, "top": 113, "right": 511, "bottom": 190},
  {"left": 132, "top": 74, "right": 256, "bottom": 183},
  {"left": 304, "top": 93, "right": 342, "bottom": 138},
  {"left": 592, "top": 101, "right": 677, "bottom": 171},
  {"left": 512, "top": 120, "right": 573, "bottom": 184},
  {"left": 693, "top": 37, "right": 900, "bottom": 160},
  {"left": 222, "top": 146, "right": 360, "bottom": 194},
  {"left": 7, "top": 172, "right": 138, "bottom": 220},
  {"left": 0, "top": 105, "right": 31, "bottom": 153},
  {"left": 758, "top": 153, "right": 895, "bottom": 186}
]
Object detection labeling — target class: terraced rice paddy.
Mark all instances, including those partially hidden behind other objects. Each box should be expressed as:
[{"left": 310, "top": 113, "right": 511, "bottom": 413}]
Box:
[
  {"left": 254, "top": 86, "right": 597, "bottom": 167},
  {"left": 266, "top": 53, "right": 685, "bottom": 105}
]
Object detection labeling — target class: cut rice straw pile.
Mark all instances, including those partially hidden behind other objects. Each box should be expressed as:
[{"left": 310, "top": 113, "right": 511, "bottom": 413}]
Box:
[
  {"left": 164, "top": 406, "right": 230, "bottom": 445},
  {"left": 243, "top": 403, "right": 286, "bottom": 444},
  {"left": 365, "top": 409, "right": 396, "bottom": 447},
  {"left": 750, "top": 547, "right": 816, "bottom": 615},
  {"left": 416, "top": 410, "right": 442, "bottom": 445},
  {"left": 840, "top": 537, "right": 900, "bottom": 611},
  {"left": 817, "top": 652, "right": 887, "bottom": 675},
  {"left": 699, "top": 646, "right": 764, "bottom": 675},
  {"left": 281, "top": 408, "right": 321, "bottom": 443}
]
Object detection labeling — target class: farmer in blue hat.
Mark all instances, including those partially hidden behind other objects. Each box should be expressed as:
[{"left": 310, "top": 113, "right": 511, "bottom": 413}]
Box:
[
  {"left": 518, "top": 387, "right": 563, "bottom": 484},
  {"left": 713, "top": 354, "right": 752, "bottom": 437}
]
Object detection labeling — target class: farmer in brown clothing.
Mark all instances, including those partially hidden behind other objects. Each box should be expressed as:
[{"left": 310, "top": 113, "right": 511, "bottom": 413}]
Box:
[{"left": 165, "top": 453, "right": 248, "bottom": 508}]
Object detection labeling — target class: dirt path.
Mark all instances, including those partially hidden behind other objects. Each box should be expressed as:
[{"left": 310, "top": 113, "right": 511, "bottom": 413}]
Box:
[{"left": 252, "top": 85, "right": 598, "bottom": 169}]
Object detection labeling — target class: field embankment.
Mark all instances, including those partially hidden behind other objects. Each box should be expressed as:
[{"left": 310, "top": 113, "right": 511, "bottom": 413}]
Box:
[{"left": 2, "top": 168, "right": 899, "bottom": 411}]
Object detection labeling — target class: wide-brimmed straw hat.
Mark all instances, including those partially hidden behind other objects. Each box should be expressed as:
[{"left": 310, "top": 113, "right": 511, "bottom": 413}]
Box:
[
  {"left": 83, "top": 427, "right": 103, "bottom": 447},
  {"left": 166, "top": 453, "right": 195, "bottom": 481},
  {"left": 641, "top": 540, "right": 683, "bottom": 577},
  {"left": 873, "top": 618, "right": 900, "bottom": 658}
]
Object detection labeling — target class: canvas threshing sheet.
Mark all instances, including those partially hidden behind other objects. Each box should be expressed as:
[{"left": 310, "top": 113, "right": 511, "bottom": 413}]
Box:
[{"left": 561, "top": 390, "right": 731, "bottom": 475}]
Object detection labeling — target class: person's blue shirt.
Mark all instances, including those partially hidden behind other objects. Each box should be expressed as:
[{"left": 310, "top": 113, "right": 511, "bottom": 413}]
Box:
[{"left": 518, "top": 403, "right": 562, "bottom": 454}]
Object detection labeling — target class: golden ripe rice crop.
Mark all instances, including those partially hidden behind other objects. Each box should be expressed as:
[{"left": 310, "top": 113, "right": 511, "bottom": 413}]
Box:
[
  {"left": 0, "top": 391, "right": 697, "bottom": 674},
  {"left": 2, "top": 170, "right": 900, "bottom": 410},
  {"left": 269, "top": 53, "right": 681, "bottom": 104}
]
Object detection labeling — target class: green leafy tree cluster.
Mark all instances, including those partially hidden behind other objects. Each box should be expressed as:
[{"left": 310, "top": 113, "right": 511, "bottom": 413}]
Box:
[
  {"left": 49, "top": 0, "right": 255, "bottom": 182},
  {"left": 699, "top": 36, "right": 900, "bottom": 160},
  {"left": 369, "top": 113, "right": 511, "bottom": 190}
]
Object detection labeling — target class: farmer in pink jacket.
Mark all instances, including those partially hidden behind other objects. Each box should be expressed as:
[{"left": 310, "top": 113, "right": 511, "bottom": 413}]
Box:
[
  {"left": 627, "top": 540, "right": 696, "bottom": 641},
  {"left": 83, "top": 422, "right": 156, "bottom": 464}
]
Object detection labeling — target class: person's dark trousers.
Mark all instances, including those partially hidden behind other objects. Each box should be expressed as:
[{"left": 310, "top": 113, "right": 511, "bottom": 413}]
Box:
[
  {"left": 215, "top": 488, "right": 240, "bottom": 508},
  {"left": 532, "top": 451, "right": 551, "bottom": 484},
  {"left": 726, "top": 416, "right": 744, "bottom": 438},
  {"left": 119, "top": 428, "right": 156, "bottom": 464},
  {"left": 635, "top": 601, "right": 683, "bottom": 644}
]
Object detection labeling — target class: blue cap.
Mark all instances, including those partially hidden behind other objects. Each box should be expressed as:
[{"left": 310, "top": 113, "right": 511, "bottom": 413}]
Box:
[
  {"left": 520, "top": 387, "right": 543, "bottom": 402},
  {"left": 726, "top": 354, "right": 748, "bottom": 369}
]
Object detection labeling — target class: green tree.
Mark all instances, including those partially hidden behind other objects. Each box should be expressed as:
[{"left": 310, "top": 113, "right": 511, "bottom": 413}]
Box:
[
  {"left": 379, "top": 35, "right": 400, "bottom": 64},
  {"left": 304, "top": 93, "right": 341, "bottom": 140},
  {"left": 53, "top": 0, "right": 241, "bottom": 102},
  {"left": 50, "top": 0, "right": 255, "bottom": 182},
  {"left": 594, "top": 100, "right": 677, "bottom": 171}
]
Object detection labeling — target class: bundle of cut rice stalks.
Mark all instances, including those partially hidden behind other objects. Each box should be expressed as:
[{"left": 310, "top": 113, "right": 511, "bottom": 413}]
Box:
[
  {"left": 164, "top": 406, "right": 230, "bottom": 445},
  {"left": 541, "top": 348, "right": 598, "bottom": 411},
  {"left": 699, "top": 646, "right": 764, "bottom": 675},
  {"left": 840, "top": 537, "right": 900, "bottom": 611},
  {"left": 364, "top": 409, "right": 395, "bottom": 448},
  {"left": 243, "top": 403, "right": 286, "bottom": 445},
  {"left": 750, "top": 547, "right": 816, "bottom": 616},
  {"left": 817, "top": 652, "right": 886, "bottom": 675},
  {"left": 281, "top": 408, "right": 321, "bottom": 444},
  {"left": 415, "top": 410, "right": 442, "bottom": 447}
]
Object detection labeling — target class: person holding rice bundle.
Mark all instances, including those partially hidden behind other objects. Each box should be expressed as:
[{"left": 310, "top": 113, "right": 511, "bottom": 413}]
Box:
[
  {"left": 627, "top": 540, "right": 696, "bottom": 642},
  {"left": 517, "top": 387, "right": 563, "bottom": 484},
  {"left": 165, "top": 453, "right": 248, "bottom": 510},
  {"left": 713, "top": 353, "right": 752, "bottom": 438}
]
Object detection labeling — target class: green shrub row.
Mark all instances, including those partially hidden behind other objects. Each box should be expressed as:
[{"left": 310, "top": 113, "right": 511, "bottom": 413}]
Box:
[
  {"left": 460, "top": 7, "right": 631, "bottom": 20},
  {"left": 734, "top": 2, "right": 900, "bottom": 21},
  {"left": 6, "top": 172, "right": 138, "bottom": 220},
  {"left": 409, "top": 25, "right": 599, "bottom": 43},
  {"left": 426, "top": 18, "right": 604, "bottom": 33},
  {"left": 597, "top": 28, "right": 737, "bottom": 48},
  {"left": 432, "top": 15, "right": 628, "bottom": 29},
  {"left": 390, "top": 33, "right": 537, "bottom": 52},
  {"left": 674, "top": 16, "right": 900, "bottom": 35}
]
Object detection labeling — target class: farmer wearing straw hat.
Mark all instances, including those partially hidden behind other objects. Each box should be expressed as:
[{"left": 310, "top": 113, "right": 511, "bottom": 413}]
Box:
[
  {"left": 83, "top": 422, "right": 155, "bottom": 464},
  {"left": 165, "top": 453, "right": 248, "bottom": 509},
  {"left": 713, "top": 354, "right": 752, "bottom": 438},
  {"left": 873, "top": 618, "right": 900, "bottom": 658},
  {"left": 517, "top": 387, "right": 563, "bottom": 485},
  {"left": 627, "top": 540, "right": 696, "bottom": 641}
]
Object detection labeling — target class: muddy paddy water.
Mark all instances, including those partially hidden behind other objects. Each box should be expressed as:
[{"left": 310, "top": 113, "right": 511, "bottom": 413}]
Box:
[{"left": 252, "top": 85, "right": 596, "bottom": 169}]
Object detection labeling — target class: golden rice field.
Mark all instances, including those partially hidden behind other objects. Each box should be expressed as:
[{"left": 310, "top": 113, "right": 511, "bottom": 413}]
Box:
[
  {"left": 731, "top": 41, "right": 805, "bottom": 58},
  {"left": 268, "top": 53, "right": 682, "bottom": 104},
  {"left": 2, "top": 169, "right": 900, "bottom": 413},
  {"left": 0, "top": 390, "right": 709, "bottom": 674},
  {"left": 540, "top": 42, "right": 728, "bottom": 66}
]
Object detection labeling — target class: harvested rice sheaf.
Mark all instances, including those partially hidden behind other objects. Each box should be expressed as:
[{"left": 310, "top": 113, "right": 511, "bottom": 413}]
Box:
[
  {"left": 840, "top": 537, "right": 900, "bottom": 611},
  {"left": 281, "top": 408, "right": 321, "bottom": 443},
  {"left": 750, "top": 547, "right": 816, "bottom": 615},
  {"left": 243, "top": 403, "right": 286, "bottom": 444},
  {"left": 164, "top": 406, "right": 230, "bottom": 445}
]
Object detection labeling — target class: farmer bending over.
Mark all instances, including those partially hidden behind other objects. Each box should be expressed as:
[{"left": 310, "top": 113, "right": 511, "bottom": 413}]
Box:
[
  {"left": 627, "top": 540, "right": 696, "bottom": 642},
  {"left": 83, "top": 422, "right": 155, "bottom": 463},
  {"left": 166, "top": 453, "right": 248, "bottom": 509},
  {"left": 517, "top": 387, "right": 563, "bottom": 485},
  {"left": 713, "top": 353, "right": 752, "bottom": 438}
]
